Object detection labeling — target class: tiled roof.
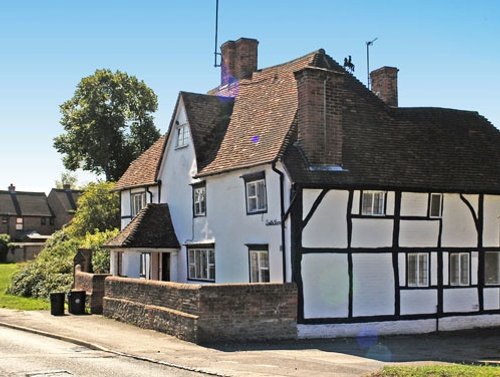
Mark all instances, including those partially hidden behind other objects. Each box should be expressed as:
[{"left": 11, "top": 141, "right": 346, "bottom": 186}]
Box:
[
  {"left": 48, "top": 188, "right": 82, "bottom": 213},
  {"left": 197, "top": 51, "right": 321, "bottom": 177},
  {"left": 114, "top": 136, "right": 166, "bottom": 191},
  {"left": 0, "top": 191, "right": 52, "bottom": 217},
  {"left": 106, "top": 203, "right": 179, "bottom": 249},
  {"left": 181, "top": 92, "right": 234, "bottom": 171}
]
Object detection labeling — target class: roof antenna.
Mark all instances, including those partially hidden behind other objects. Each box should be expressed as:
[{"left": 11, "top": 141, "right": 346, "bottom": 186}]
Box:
[
  {"left": 213, "top": 0, "right": 221, "bottom": 67},
  {"left": 366, "top": 37, "right": 378, "bottom": 89}
]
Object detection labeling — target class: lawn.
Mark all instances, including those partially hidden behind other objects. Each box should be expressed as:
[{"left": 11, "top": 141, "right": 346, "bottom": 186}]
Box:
[
  {"left": 0, "top": 263, "right": 50, "bottom": 310},
  {"left": 371, "top": 365, "right": 500, "bottom": 377}
]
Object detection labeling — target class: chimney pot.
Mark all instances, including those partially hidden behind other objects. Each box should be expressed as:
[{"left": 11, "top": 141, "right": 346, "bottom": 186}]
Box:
[
  {"left": 63, "top": 183, "right": 71, "bottom": 190},
  {"left": 370, "top": 66, "right": 399, "bottom": 107},
  {"left": 8, "top": 184, "right": 15, "bottom": 193},
  {"left": 220, "top": 38, "right": 258, "bottom": 86}
]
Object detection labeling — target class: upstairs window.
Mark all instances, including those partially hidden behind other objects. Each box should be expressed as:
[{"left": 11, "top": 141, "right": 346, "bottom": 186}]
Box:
[
  {"left": 407, "top": 253, "right": 429, "bottom": 287},
  {"left": 361, "top": 191, "right": 385, "bottom": 216},
  {"left": 249, "top": 247, "right": 270, "bottom": 283},
  {"left": 243, "top": 172, "right": 267, "bottom": 215},
  {"left": 193, "top": 182, "right": 206, "bottom": 217},
  {"left": 131, "top": 192, "right": 146, "bottom": 217},
  {"left": 429, "top": 193, "right": 443, "bottom": 218},
  {"left": 15, "top": 217, "right": 23, "bottom": 230},
  {"left": 188, "top": 248, "right": 215, "bottom": 282},
  {"left": 176, "top": 123, "right": 189, "bottom": 148},
  {"left": 450, "top": 252, "right": 470, "bottom": 286}
]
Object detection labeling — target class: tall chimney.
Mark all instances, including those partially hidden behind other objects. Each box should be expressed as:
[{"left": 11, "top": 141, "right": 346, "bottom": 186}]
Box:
[
  {"left": 8, "top": 184, "right": 15, "bottom": 193},
  {"left": 221, "top": 38, "right": 258, "bottom": 86},
  {"left": 294, "top": 63, "right": 344, "bottom": 167},
  {"left": 370, "top": 66, "right": 398, "bottom": 107}
]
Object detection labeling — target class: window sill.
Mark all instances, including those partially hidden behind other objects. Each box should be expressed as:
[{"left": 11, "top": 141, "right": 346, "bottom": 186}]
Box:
[{"left": 247, "top": 209, "right": 268, "bottom": 216}]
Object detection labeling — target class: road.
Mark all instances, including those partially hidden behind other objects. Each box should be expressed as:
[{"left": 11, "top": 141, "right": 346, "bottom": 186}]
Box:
[{"left": 0, "top": 326, "right": 207, "bottom": 377}]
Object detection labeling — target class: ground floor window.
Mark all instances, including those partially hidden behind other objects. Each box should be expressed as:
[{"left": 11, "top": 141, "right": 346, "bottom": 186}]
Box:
[
  {"left": 140, "top": 252, "right": 151, "bottom": 279},
  {"left": 449, "top": 252, "right": 470, "bottom": 286},
  {"left": 188, "top": 248, "right": 215, "bottom": 281},
  {"left": 407, "top": 252, "right": 429, "bottom": 287},
  {"left": 485, "top": 252, "right": 500, "bottom": 285},
  {"left": 249, "top": 247, "right": 270, "bottom": 283}
]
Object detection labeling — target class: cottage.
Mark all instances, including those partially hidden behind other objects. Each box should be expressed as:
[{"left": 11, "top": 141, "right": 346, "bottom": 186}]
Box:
[
  {"left": 47, "top": 185, "right": 82, "bottom": 231},
  {"left": 107, "top": 38, "right": 500, "bottom": 337}
]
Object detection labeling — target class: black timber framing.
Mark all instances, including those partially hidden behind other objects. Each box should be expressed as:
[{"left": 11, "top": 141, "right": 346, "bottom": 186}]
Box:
[{"left": 294, "top": 187, "right": 496, "bottom": 325}]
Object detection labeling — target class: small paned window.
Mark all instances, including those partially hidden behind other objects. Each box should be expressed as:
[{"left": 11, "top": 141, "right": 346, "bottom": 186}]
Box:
[
  {"left": 407, "top": 253, "right": 429, "bottom": 287},
  {"left": 361, "top": 191, "right": 385, "bottom": 216},
  {"left": 429, "top": 193, "right": 443, "bottom": 218},
  {"left": 188, "top": 248, "right": 215, "bottom": 281},
  {"left": 450, "top": 252, "right": 470, "bottom": 286},
  {"left": 176, "top": 123, "right": 189, "bottom": 148},
  {"left": 41, "top": 217, "right": 46, "bottom": 225},
  {"left": 245, "top": 179, "right": 267, "bottom": 214},
  {"left": 49, "top": 218, "right": 54, "bottom": 225},
  {"left": 249, "top": 248, "right": 270, "bottom": 283},
  {"left": 131, "top": 192, "right": 146, "bottom": 217},
  {"left": 193, "top": 183, "right": 206, "bottom": 217},
  {"left": 15, "top": 217, "right": 23, "bottom": 230},
  {"left": 485, "top": 252, "right": 500, "bottom": 285},
  {"left": 139, "top": 252, "right": 151, "bottom": 279}
]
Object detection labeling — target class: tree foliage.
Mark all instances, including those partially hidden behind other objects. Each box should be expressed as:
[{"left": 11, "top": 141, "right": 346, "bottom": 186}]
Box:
[
  {"left": 66, "top": 181, "right": 120, "bottom": 237},
  {"left": 54, "top": 69, "right": 160, "bottom": 181},
  {"left": 0, "top": 234, "right": 10, "bottom": 263},
  {"left": 55, "top": 171, "right": 79, "bottom": 189}
]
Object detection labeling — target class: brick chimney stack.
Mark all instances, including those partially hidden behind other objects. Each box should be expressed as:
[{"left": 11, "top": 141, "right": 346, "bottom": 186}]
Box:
[
  {"left": 8, "top": 184, "right": 15, "bottom": 193},
  {"left": 370, "top": 66, "right": 399, "bottom": 107},
  {"left": 221, "top": 38, "right": 258, "bottom": 86},
  {"left": 294, "top": 63, "right": 344, "bottom": 167}
]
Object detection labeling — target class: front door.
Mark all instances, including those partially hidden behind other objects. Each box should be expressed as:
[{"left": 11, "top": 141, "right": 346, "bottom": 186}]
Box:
[{"left": 161, "top": 253, "right": 170, "bottom": 281}]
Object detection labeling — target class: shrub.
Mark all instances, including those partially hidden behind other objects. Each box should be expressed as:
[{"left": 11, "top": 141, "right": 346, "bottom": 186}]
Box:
[{"left": 0, "top": 234, "right": 10, "bottom": 263}]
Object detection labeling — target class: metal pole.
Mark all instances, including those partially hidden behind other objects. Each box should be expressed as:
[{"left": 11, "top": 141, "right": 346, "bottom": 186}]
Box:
[
  {"left": 214, "top": 0, "right": 220, "bottom": 67},
  {"left": 366, "top": 37, "right": 378, "bottom": 90}
]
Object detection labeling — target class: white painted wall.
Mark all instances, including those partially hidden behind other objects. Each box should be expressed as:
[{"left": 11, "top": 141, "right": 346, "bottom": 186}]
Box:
[
  {"left": 484, "top": 195, "right": 500, "bottom": 247},
  {"left": 351, "top": 219, "right": 393, "bottom": 248},
  {"left": 352, "top": 253, "right": 394, "bottom": 317},
  {"left": 443, "top": 288, "right": 478, "bottom": 312},
  {"left": 401, "top": 192, "right": 428, "bottom": 217},
  {"left": 441, "top": 194, "right": 478, "bottom": 247},
  {"left": 399, "top": 220, "right": 440, "bottom": 247},
  {"left": 400, "top": 290, "right": 437, "bottom": 315},
  {"left": 484, "top": 288, "right": 500, "bottom": 310},
  {"left": 302, "top": 190, "right": 349, "bottom": 248},
  {"left": 120, "top": 186, "right": 160, "bottom": 229},
  {"left": 302, "top": 253, "right": 349, "bottom": 318}
]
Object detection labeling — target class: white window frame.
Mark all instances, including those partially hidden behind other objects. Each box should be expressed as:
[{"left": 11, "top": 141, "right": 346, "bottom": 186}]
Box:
[
  {"left": 188, "top": 248, "right": 215, "bottom": 282},
  {"left": 361, "top": 191, "right": 386, "bottom": 216},
  {"left": 429, "top": 193, "right": 443, "bottom": 218},
  {"left": 131, "top": 191, "right": 146, "bottom": 217},
  {"left": 176, "top": 123, "right": 189, "bottom": 148},
  {"left": 407, "top": 253, "right": 429, "bottom": 287},
  {"left": 449, "top": 252, "right": 470, "bottom": 286},
  {"left": 249, "top": 248, "right": 270, "bottom": 283},
  {"left": 246, "top": 179, "right": 267, "bottom": 214},
  {"left": 485, "top": 252, "right": 500, "bottom": 286},
  {"left": 15, "top": 217, "right": 23, "bottom": 230},
  {"left": 139, "top": 252, "right": 151, "bottom": 280},
  {"left": 193, "top": 184, "right": 206, "bottom": 217}
]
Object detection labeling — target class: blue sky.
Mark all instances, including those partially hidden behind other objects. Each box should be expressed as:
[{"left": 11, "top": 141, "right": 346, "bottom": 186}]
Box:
[{"left": 1, "top": 1, "right": 499, "bottom": 193}]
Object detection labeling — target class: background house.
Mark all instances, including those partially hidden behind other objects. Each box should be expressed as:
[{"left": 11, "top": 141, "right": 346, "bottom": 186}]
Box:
[{"left": 47, "top": 184, "right": 82, "bottom": 230}]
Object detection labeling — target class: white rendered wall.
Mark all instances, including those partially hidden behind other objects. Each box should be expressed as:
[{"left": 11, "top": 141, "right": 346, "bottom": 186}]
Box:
[
  {"left": 302, "top": 190, "right": 349, "bottom": 248},
  {"left": 302, "top": 254, "right": 349, "bottom": 318},
  {"left": 484, "top": 288, "right": 500, "bottom": 310},
  {"left": 441, "top": 194, "right": 478, "bottom": 247},
  {"left": 352, "top": 253, "right": 394, "bottom": 316},
  {"left": 438, "top": 314, "right": 500, "bottom": 331},
  {"left": 351, "top": 219, "right": 393, "bottom": 248},
  {"left": 484, "top": 195, "right": 500, "bottom": 247},
  {"left": 401, "top": 192, "right": 428, "bottom": 217},
  {"left": 443, "top": 288, "right": 478, "bottom": 312},
  {"left": 399, "top": 220, "right": 439, "bottom": 247},
  {"left": 400, "top": 290, "right": 437, "bottom": 315}
]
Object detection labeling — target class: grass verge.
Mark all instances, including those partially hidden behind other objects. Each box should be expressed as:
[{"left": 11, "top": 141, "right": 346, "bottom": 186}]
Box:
[
  {"left": 0, "top": 263, "right": 50, "bottom": 310},
  {"left": 370, "top": 365, "right": 500, "bottom": 377}
]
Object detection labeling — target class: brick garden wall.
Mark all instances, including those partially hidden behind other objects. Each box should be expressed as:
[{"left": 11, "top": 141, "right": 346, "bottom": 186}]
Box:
[
  {"left": 74, "top": 267, "right": 110, "bottom": 314},
  {"left": 102, "top": 276, "right": 297, "bottom": 343}
]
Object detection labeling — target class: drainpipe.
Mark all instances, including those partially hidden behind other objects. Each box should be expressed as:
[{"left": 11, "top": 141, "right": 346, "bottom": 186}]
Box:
[
  {"left": 272, "top": 161, "right": 287, "bottom": 283},
  {"left": 156, "top": 180, "right": 162, "bottom": 203},
  {"left": 146, "top": 186, "right": 154, "bottom": 204}
]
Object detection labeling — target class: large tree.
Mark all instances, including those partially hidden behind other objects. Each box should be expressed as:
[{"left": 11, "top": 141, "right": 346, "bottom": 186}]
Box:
[{"left": 54, "top": 69, "right": 160, "bottom": 181}]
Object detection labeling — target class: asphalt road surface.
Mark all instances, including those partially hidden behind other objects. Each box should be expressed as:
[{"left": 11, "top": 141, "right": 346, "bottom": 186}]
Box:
[{"left": 0, "top": 327, "right": 206, "bottom": 377}]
